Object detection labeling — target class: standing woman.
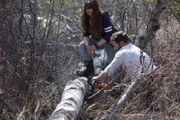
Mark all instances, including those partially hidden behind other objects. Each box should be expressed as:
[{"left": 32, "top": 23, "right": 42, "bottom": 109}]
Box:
[{"left": 76, "top": 0, "right": 117, "bottom": 77}]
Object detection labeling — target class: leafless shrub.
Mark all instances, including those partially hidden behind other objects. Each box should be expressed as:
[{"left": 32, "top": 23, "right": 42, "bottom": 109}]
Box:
[
  {"left": 0, "top": 0, "right": 81, "bottom": 119},
  {"left": 0, "top": 0, "right": 179, "bottom": 120}
]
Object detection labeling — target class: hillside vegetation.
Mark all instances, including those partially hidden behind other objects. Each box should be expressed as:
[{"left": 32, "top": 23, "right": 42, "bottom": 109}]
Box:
[{"left": 0, "top": 0, "right": 179, "bottom": 120}]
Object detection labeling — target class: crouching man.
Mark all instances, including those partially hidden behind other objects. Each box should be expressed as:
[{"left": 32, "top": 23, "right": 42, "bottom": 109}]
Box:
[{"left": 92, "top": 31, "right": 157, "bottom": 84}]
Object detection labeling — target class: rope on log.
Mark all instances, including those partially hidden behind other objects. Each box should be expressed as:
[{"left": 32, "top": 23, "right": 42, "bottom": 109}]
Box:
[{"left": 50, "top": 77, "right": 88, "bottom": 120}]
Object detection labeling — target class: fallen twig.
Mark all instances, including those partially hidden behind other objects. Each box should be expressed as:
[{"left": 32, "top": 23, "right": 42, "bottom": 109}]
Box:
[{"left": 17, "top": 105, "right": 30, "bottom": 120}]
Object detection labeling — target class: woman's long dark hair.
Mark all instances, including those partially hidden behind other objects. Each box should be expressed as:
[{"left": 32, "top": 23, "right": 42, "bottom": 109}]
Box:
[{"left": 81, "top": 0, "right": 102, "bottom": 38}]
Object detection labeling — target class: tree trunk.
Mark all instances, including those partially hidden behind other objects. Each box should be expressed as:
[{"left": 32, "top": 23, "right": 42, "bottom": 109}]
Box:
[
  {"left": 139, "top": 0, "right": 170, "bottom": 49},
  {"left": 98, "top": 0, "right": 102, "bottom": 8},
  {"left": 0, "top": 88, "right": 3, "bottom": 95},
  {"left": 50, "top": 77, "right": 88, "bottom": 120}
]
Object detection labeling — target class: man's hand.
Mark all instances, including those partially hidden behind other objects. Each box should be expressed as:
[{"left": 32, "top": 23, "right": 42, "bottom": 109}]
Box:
[
  {"left": 92, "top": 76, "right": 100, "bottom": 81},
  {"left": 92, "top": 71, "right": 107, "bottom": 82}
]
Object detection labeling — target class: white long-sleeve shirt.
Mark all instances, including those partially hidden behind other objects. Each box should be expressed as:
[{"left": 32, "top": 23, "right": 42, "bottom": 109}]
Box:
[{"left": 104, "top": 43, "right": 156, "bottom": 79}]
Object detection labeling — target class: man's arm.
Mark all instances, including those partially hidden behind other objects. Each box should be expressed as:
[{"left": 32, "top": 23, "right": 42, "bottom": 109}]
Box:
[{"left": 93, "top": 51, "right": 123, "bottom": 81}]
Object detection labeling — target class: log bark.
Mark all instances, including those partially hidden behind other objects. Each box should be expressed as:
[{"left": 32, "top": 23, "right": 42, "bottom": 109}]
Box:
[{"left": 50, "top": 77, "right": 88, "bottom": 120}]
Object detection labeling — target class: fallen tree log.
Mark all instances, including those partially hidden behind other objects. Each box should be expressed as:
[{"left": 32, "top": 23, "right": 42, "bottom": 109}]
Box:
[{"left": 50, "top": 77, "right": 88, "bottom": 120}]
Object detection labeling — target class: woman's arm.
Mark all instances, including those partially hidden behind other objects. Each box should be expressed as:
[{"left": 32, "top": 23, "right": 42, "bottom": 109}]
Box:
[
  {"left": 88, "top": 13, "right": 113, "bottom": 51},
  {"left": 101, "top": 13, "right": 113, "bottom": 43},
  {"left": 83, "top": 37, "right": 89, "bottom": 46}
]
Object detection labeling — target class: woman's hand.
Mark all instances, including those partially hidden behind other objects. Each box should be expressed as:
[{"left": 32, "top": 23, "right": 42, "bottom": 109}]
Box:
[
  {"left": 87, "top": 49, "right": 94, "bottom": 56},
  {"left": 87, "top": 44, "right": 96, "bottom": 51},
  {"left": 86, "top": 44, "right": 96, "bottom": 56}
]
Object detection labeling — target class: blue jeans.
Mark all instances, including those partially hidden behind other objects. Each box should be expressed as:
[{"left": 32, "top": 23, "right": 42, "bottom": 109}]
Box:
[{"left": 79, "top": 38, "right": 116, "bottom": 64}]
